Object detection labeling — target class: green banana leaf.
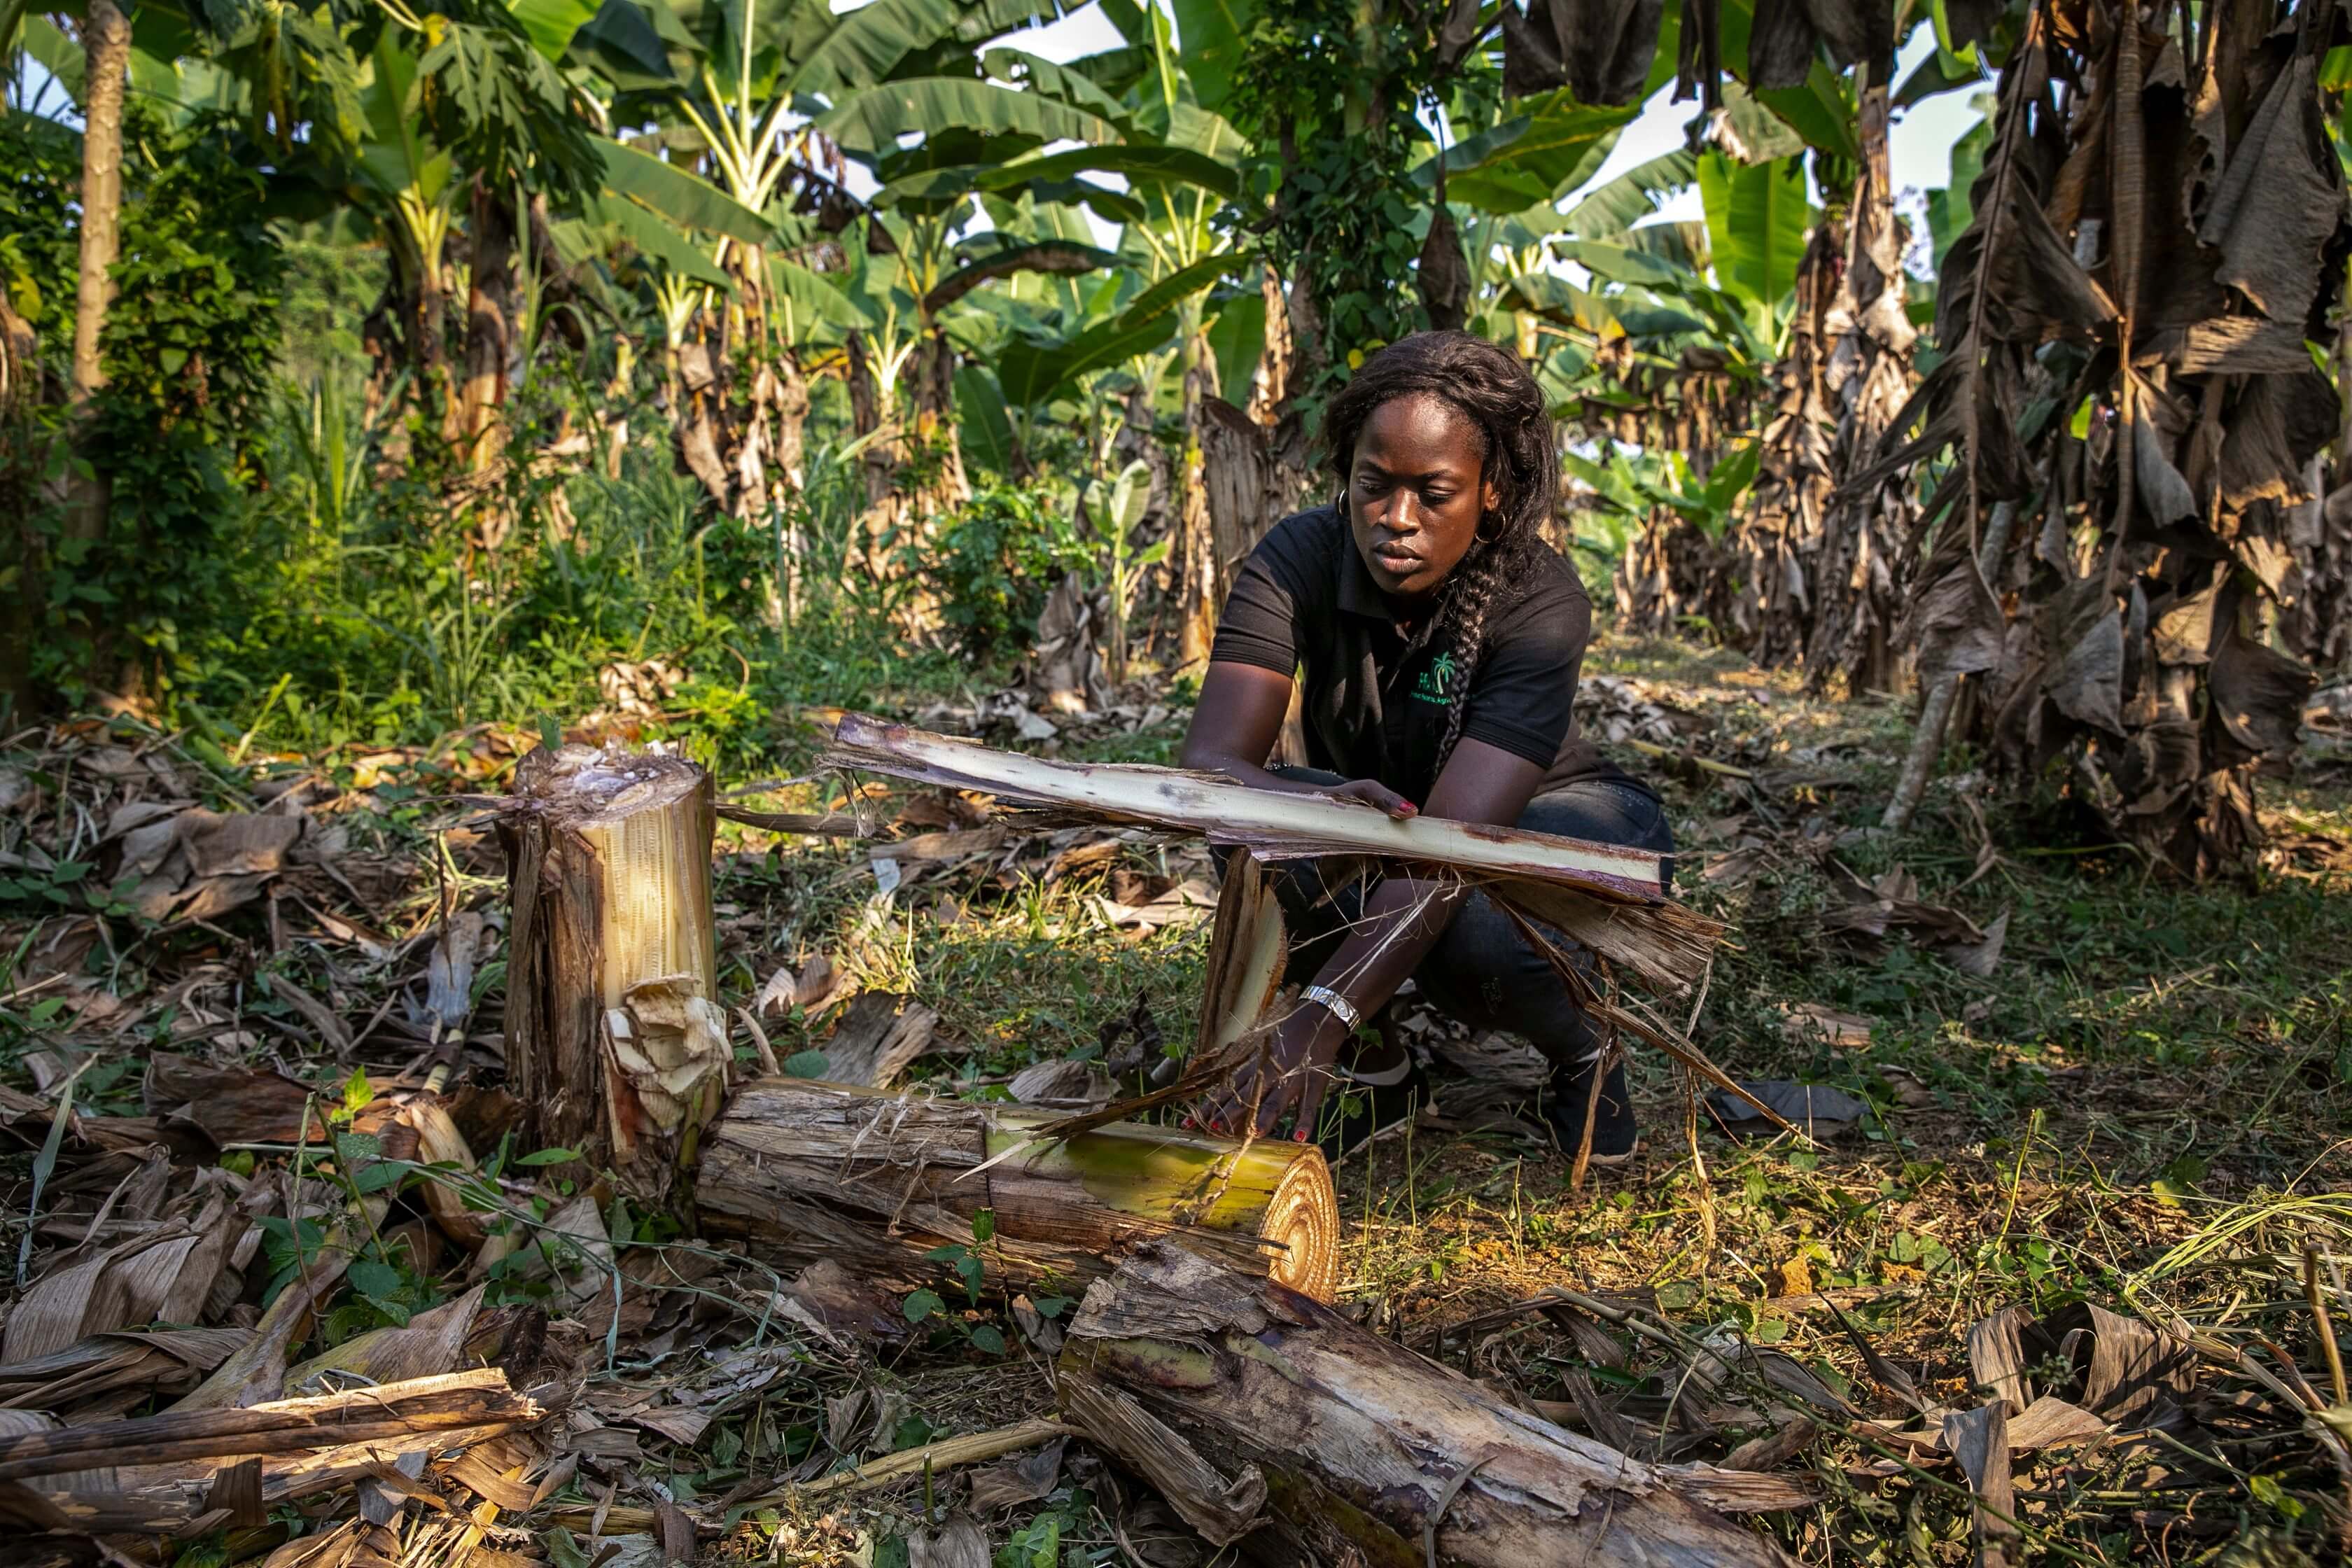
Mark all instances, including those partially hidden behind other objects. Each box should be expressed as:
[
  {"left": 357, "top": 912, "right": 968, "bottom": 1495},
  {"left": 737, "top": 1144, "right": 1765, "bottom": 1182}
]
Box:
[
  {"left": 974, "top": 144, "right": 1243, "bottom": 202},
  {"left": 510, "top": 0, "right": 602, "bottom": 62},
  {"left": 590, "top": 191, "right": 732, "bottom": 288},
  {"left": 1429, "top": 94, "right": 1636, "bottom": 214},
  {"left": 955, "top": 363, "right": 1018, "bottom": 472},
  {"left": 1698, "top": 150, "right": 1812, "bottom": 316},
  {"left": 816, "top": 77, "right": 1120, "bottom": 155},
  {"left": 997, "top": 250, "right": 1254, "bottom": 407},
  {"left": 793, "top": 0, "right": 965, "bottom": 97},
  {"left": 1560, "top": 148, "right": 1700, "bottom": 239},
  {"left": 593, "top": 134, "right": 773, "bottom": 245},
  {"left": 1169, "top": 0, "right": 1254, "bottom": 113}
]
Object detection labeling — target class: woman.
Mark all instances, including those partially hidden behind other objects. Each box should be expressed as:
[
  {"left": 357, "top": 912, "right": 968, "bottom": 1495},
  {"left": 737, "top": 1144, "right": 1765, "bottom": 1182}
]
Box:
[{"left": 1180, "top": 330, "right": 1672, "bottom": 1159}]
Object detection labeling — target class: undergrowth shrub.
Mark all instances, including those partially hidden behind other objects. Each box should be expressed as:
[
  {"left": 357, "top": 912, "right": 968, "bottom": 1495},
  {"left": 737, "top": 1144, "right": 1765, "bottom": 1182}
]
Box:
[{"left": 925, "top": 484, "right": 1083, "bottom": 661}]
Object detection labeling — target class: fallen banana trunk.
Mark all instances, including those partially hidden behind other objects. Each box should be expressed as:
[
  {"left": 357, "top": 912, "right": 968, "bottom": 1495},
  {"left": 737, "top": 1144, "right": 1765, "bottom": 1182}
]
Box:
[
  {"left": 696, "top": 1079, "right": 1340, "bottom": 1301},
  {"left": 0, "top": 1368, "right": 542, "bottom": 1534},
  {"left": 1058, "top": 1245, "right": 1806, "bottom": 1566},
  {"left": 500, "top": 743, "right": 729, "bottom": 1197},
  {"left": 822, "top": 713, "right": 1718, "bottom": 994}
]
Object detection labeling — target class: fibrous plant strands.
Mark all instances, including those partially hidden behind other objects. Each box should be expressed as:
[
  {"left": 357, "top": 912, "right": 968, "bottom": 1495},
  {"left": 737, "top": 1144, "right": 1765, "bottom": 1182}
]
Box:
[
  {"left": 695, "top": 1079, "right": 1341, "bottom": 1301},
  {"left": 822, "top": 715, "right": 1718, "bottom": 995},
  {"left": 0, "top": 1370, "right": 540, "bottom": 1534},
  {"left": 500, "top": 743, "right": 727, "bottom": 1194},
  {"left": 1059, "top": 1245, "right": 1803, "bottom": 1566}
]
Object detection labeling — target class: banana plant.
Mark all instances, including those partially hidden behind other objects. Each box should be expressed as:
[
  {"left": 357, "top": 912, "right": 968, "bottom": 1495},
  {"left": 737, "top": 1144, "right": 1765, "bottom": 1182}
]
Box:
[
  {"left": 345, "top": 31, "right": 465, "bottom": 443},
  {"left": 1082, "top": 457, "right": 1167, "bottom": 686}
]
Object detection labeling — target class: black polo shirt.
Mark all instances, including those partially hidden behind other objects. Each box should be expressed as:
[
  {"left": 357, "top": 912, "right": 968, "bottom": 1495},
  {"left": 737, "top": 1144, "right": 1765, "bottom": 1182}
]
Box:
[{"left": 1208, "top": 505, "right": 1639, "bottom": 806}]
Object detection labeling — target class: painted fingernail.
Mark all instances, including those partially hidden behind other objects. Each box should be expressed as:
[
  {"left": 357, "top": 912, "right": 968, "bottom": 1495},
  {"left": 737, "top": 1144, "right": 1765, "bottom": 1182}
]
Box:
[{"left": 1293, "top": 1128, "right": 1310, "bottom": 1142}]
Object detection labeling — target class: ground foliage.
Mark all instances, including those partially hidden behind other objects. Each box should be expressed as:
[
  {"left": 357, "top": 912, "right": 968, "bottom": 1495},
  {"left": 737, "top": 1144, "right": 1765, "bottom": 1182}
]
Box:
[{"left": 4, "top": 635, "right": 2351, "bottom": 1565}]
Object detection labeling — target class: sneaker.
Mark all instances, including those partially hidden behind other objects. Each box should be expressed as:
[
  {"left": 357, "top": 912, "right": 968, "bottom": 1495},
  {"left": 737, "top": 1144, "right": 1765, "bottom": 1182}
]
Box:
[
  {"left": 1310, "top": 1054, "right": 1429, "bottom": 1161},
  {"left": 1544, "top": 1054, "right": 1639, "bottom": 1163}
]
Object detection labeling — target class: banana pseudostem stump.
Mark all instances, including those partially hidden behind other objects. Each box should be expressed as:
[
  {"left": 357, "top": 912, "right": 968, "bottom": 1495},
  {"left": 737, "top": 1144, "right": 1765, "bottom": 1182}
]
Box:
[{"left": 501, "top": 745, "right": 729, "bottom": 1198}]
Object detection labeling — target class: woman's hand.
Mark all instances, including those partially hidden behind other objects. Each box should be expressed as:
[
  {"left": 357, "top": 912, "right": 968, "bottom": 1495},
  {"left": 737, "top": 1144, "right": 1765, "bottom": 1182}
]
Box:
[
  {"left": 1201, "top": 1003, "right": 1350, "bottom": 1139},
  {"left": 1312, "top": 778, "right": 1418, "bottom": 819}
]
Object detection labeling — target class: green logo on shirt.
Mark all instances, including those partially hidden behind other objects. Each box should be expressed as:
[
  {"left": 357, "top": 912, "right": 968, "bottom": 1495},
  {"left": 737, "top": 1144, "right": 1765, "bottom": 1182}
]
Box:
[{"left": 1414, "top": 651, "right": 1459, "bottom": 706}]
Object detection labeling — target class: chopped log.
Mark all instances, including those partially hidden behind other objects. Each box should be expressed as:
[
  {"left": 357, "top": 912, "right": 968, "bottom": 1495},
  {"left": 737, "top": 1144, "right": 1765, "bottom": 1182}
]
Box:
[
  {"left": 1059, "top": 1245, "right": 1802, "bottom": 1566},
  {"left": 500, "top": 743, "right": 728, "bottom": 1195},
  {"left": 696, "top": 1079, "right": 1340, "bottom": 1301},
  {"left": 822, "top": 714, "right": 1717, "bottom": 994}
]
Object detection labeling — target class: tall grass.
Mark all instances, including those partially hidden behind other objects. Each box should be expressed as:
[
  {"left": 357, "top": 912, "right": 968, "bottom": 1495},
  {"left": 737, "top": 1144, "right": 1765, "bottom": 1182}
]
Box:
[{"left": 194, "top": 370, "right": 968, "bottom": 768}]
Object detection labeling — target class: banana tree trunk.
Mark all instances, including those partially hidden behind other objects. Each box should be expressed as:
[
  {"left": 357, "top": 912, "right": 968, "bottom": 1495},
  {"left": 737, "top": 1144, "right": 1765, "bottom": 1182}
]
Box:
[
  {"left": 2288, "top": 269, "right": 2352, "bottom": 670},
  {"left": 906, "top": 324, "right": 970, "bottom": 523},
  {"left": 410, "top": 244, "right": 456, "bottom": 455},
  {"left": 727, "top": 250, "right": 770, "bottom": 518},
  {"left": 1802, "top": 65, "right": 1919, "bottom": 697},
  {"left": 461, "top": 178, "right": 515, "bottom": 473},
  {"left": 846, "top": 331, "right": 906, "bottom": 578},
  {"left": 1, "top": 288, "right": 41, "bottom": 710},
  {"left": 1721, "top": 222, "right": 1840, "bottom": 668},
  {"left": 64, "top": 0, "right": 130, "bottom": 559},
  {"left": 775, "top": 349, "right": 809, "bottom": 496},
  {"left": 674, "top": 324, "right": 733, "bottom": 512},
  {"left": 1175, "top": 309, "right": 1220, "bottom": 668},
  {"left": 696, "top": 1081, "right": 1340, "bottom": 1300}
]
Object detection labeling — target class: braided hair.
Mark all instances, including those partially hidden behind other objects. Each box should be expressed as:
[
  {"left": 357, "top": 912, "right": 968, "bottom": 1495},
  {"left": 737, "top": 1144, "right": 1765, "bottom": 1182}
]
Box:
[{"left": 1322, "top": 331, "right": 1560, "bottom": 773}]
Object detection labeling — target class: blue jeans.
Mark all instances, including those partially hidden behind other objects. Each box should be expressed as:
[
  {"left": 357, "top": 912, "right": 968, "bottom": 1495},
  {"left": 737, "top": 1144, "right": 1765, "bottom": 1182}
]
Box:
[{"left": 1266, "top": 771, "right": 1674, "bottom": 1070}]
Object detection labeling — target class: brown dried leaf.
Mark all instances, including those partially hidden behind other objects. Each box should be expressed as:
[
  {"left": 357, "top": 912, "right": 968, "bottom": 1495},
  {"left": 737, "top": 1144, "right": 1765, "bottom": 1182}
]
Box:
[
  {"left": 286, "top": 1284, "right": 485, "bottom": 1391},
  {"left": 1943, "top": 1400, "right": 2018, "bottom": 1567},
  {"left": 816, "top": 993, "right": 939, "bottom": 1088},
  {"left": 1966, "top": 1304, "right": 2046, "bottom": 1411},
  {"left": 2047, "top": 1301, "right": 2195, "bottom": 1424},
  {"left": 1006, "top": 1057, "right": 1114, "bottom": 1109},
  {"left": 1910, "top": 558, "right": 2005, "bottom": 685},
  {"left": 2208, "top": 623, "right": 2314, "bottom": 761},
  {"left": 965, "top": 1436, "right": 1065, "bottom": 1513},
  {"left": 783, "top": 1261, "right": 912, "bottom": 1350},
  {"left": 2042, "top": 580, "right": 2126, "bottom": 737},
  {"left": 2199, "top": 55, "right": 2342, "bottom": 328}
]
